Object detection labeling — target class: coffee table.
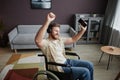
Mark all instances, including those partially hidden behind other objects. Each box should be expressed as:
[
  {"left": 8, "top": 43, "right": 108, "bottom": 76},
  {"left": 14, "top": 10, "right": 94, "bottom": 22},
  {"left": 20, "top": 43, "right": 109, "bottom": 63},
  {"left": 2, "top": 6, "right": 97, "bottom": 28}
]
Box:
[
  {"left": 115, "top": 71, "right": 120, "bottom": 80},
  {"left": 99, "top": 46, "right": 120, "bottom": 70}
]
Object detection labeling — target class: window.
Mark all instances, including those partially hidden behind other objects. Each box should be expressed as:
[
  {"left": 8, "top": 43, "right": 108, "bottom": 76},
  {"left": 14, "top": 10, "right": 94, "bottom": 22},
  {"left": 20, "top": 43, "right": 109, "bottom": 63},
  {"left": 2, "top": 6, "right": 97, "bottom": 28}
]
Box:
[{"left": 113, "top": 0, "right": 120, "bottom": 31}]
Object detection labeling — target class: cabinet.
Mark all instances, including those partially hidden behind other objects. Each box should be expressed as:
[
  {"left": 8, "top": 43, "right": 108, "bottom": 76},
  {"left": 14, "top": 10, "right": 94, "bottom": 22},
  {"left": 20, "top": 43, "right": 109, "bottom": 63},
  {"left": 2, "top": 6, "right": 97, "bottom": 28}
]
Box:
[{"left": 75, "top": 14, "right": 104, "bottom": 44}]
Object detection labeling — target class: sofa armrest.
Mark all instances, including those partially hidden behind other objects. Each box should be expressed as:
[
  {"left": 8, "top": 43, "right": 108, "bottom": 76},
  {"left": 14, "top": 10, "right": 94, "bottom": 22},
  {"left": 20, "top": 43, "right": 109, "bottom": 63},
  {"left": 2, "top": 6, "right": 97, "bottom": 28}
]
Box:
[
  {"left": 8, "top": 28, "right": 18, "bottom": 49},
  {"left": 69, "top": 27, "right": 77, "bottom": 36},
  {"left": 69, "top": 27, "right": 77, "bottom": 48}
]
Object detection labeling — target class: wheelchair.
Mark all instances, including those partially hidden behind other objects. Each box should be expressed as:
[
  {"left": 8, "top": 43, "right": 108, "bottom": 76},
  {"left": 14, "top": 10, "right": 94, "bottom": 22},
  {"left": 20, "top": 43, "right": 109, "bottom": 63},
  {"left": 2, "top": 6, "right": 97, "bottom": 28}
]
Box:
[{"left": 37, "top": 51, "right": 80, "bottom": 80}]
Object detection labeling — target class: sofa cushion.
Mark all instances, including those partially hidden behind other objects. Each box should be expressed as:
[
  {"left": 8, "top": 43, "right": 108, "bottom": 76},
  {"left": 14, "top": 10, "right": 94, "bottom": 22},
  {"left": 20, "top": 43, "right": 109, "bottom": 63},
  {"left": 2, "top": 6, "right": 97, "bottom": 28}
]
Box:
[
  {"left": 60, "top": 33, "right": 71, "bottom": 38},
  {"left": 12, "top": 34, "right": 36, "bottom": 45},
  {"left": 17, "top": 25, "right": 42, "bottom": 34},
  {"left": 60, "top": 25, "right": 69, "bottom": 33},
  {"left": 12, "top": 33, "right": 70, "bottom": 45},
  {"left": 12, "top": 33, "right": 48, "bottom": 45}
]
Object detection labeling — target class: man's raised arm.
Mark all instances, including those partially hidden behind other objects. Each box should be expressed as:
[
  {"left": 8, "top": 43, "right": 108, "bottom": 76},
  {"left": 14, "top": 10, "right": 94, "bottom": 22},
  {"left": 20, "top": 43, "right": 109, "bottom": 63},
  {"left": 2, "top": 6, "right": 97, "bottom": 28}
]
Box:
[
  {"left": 64, "top": 26, "right": 87, "bottom": 45},
  {"left": 35, "top": 12, "right": 56, "bottom": 48}
]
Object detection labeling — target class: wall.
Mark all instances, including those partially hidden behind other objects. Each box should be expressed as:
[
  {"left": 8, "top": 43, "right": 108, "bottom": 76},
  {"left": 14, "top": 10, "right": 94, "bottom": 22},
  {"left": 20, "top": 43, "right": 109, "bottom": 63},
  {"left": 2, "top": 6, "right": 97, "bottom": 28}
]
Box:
[{"left": 0, "top": 0, "right": 108, "bottom": 32}]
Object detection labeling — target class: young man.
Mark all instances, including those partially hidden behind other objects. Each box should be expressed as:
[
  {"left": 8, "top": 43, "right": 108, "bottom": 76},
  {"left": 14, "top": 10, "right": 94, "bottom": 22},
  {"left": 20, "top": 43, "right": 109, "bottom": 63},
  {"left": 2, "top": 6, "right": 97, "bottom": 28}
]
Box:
[{"left": 35, "top": 12, "right": 94, "bottom": 80}]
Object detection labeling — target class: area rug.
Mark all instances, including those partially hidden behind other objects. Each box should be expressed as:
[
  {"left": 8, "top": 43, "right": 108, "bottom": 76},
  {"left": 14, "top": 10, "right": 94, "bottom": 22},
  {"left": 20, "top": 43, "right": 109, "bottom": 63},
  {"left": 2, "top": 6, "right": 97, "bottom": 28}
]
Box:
[
  {"left": 4, "top": 68, "right": 38, "bottom": 80},
  {"left": 0, "top": 53, "right": 45, "bottom": 80}
]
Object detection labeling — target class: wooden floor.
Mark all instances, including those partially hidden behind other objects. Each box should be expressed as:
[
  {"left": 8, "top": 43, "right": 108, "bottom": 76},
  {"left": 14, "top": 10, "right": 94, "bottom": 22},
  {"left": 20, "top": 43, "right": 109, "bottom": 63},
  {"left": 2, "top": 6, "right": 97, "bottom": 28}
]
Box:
[{"left": 0, "top": 44, "right": 120, "bottom": 80}]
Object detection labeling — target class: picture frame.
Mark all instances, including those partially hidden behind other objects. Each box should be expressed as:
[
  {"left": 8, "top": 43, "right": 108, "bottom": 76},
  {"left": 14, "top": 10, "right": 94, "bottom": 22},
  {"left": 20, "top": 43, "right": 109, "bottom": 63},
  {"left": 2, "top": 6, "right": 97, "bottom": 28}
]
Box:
[{"left": 31, "top": 0, "right": 51, "bottom": 9}]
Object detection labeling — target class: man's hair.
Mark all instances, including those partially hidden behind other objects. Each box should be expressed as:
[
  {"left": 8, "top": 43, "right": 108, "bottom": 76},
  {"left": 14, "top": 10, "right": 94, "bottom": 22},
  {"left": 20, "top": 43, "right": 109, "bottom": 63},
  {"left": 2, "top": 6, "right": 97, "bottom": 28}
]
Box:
[{"left": 47, "top": 22, "right": 60, "bottom": 33}]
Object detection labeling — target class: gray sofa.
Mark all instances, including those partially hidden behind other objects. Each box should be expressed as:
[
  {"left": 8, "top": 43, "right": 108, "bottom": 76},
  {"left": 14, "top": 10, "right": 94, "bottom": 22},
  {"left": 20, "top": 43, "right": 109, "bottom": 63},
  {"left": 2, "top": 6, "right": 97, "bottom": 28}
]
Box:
[{"left": 8, "top": 25, "right": 76, "bottom": 53}]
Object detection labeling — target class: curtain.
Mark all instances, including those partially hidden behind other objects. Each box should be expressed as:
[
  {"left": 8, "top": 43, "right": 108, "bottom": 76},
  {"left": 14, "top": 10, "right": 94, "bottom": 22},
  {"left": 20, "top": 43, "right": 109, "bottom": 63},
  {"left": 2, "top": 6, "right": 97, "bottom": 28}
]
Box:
[
  {"left": 109, "top": 29, "right": 120, "bottom": 47},
  {"left": 101, "top": 0, "right": 119, "bottom": 45},
  {"left": 112, "top": 0, "right": 120, "bottom": 31}
]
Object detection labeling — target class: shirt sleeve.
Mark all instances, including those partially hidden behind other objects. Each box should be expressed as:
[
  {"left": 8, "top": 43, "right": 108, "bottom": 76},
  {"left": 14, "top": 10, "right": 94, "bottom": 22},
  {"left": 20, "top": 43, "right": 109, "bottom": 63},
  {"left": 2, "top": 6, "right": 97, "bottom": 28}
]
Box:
[
  {"left": 61, "top": 37, "right": 67, "bottom": 43},
  {"left": 40, "top": 39, "right": 49, "bottom": 53}
]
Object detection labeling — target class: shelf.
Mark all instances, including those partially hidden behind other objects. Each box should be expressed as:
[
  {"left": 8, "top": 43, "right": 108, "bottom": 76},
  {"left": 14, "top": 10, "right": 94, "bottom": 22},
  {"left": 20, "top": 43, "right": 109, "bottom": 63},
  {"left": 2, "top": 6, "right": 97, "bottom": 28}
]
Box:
[{"left": 75, "top": 14, "right": 104, "bottom": 44}]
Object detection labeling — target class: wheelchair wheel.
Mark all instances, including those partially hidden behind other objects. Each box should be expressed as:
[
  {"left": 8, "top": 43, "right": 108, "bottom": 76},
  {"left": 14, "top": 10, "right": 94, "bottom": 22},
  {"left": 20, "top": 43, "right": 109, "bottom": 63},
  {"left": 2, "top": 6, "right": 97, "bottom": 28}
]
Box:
[{"left": 33, "top": 70, "right": 60, "bottom": 80}]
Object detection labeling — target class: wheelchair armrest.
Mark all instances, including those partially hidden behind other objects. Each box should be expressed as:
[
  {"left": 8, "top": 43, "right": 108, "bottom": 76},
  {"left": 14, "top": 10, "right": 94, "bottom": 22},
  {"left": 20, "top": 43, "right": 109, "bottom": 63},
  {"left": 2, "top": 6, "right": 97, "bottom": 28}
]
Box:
[
  {"left": 38, "top": 54, "right": 45, "bottom": 57},
  {"left": 65, "top": 51, "right": 80, "bottom": 59},
  {"left": 38, "top": 54, "right": 70, "bottom": 67},
  {"left": 38, "top": 54, "right": 48, "bottom": 64},
  {"left": 48, "top": 62, "right": 68, "bottom": 67}
]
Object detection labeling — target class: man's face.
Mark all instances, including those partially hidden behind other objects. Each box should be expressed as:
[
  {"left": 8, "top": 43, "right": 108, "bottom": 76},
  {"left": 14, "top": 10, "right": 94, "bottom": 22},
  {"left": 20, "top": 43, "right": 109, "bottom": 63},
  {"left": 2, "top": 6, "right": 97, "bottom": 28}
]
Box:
[{"left": 50, "top": 26, "right": 60, "bottom": 40}]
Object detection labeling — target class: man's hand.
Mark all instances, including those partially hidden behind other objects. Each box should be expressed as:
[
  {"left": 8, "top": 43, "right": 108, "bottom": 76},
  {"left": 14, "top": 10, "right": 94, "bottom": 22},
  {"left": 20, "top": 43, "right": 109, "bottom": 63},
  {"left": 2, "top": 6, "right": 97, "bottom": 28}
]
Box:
[
  {"left": 80, "top": 26, "right": 87, "bottom": 32},
  {"left": 47, "top": 12, "right": 56, "bottom": 22}
]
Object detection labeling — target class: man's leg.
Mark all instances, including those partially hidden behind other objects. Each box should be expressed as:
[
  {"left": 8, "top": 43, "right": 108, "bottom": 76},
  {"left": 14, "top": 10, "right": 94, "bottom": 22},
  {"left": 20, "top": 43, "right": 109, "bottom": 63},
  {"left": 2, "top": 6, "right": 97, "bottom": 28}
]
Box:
[
  {"left": 63, "top": 59, "right": 94, "bottom": 80},
  {"left": 72, "top": 67, "right": 91, "bottom": 80},
  {"left": 69, "top": 59, "right": 94, "bottom": 80}
]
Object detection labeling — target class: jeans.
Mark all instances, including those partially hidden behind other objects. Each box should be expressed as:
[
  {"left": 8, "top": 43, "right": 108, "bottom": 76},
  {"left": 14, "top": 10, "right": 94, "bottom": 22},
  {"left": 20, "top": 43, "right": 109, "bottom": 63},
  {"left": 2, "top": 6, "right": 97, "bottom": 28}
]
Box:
[{"left": 62, "top": 59, "right": 94, "bottom": 80}]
